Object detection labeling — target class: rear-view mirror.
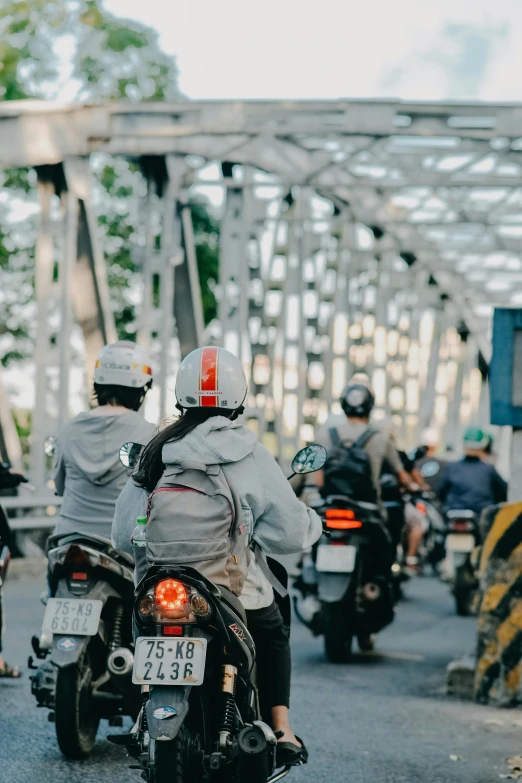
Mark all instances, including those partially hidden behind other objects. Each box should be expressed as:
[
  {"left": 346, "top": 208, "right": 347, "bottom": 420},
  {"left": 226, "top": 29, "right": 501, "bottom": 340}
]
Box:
[
  {"left": 291, "top": 444, "right": 327, "bottom": 476},
  {"left": 44, "top": 436, "right": 56, "bottom": 457},
  {"left": 119, "top": 442, "right": 144, "bottom": 470}
]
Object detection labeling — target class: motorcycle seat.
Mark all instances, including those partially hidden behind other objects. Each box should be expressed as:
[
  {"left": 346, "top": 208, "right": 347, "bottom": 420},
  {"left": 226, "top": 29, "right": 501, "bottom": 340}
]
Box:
[
  {"left": 324, "top": 494, "right": 380, "bottom": 513},
  {"left": 218, "top": 586, "right": 247, "bottom": 623},
  {"left": 47, "top": 532, "right": 135, "bottom": 567}
]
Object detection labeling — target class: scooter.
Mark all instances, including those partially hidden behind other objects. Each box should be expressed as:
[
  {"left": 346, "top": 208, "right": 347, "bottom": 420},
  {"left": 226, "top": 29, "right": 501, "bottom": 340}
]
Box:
[
  {"left": 294, "top": 494, "right": 395, "bottom": 663},
  {"left": 0, "top": 504, "right": 12, "bottom": 657},
  {"left": 110, "top": 443, "right": 327, "bottom": 783},
  {"left": 413, "top": 492, "right": 446, "bottom": 573},
  {"left": 29, "top": 532, "right": 141, "bottom": 758},
  {"left": 443, "top": 509, "right": 480, "bottom": 616}
]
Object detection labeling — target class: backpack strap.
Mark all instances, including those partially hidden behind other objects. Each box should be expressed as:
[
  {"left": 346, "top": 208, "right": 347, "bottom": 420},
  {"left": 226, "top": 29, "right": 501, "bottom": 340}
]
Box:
[
  {"left": 252, "top": 542, "right": 289, "bottom": 598},
  {"left": 353, "top": 427, "right": 379, "bottom": 450},
  {"left": 328, "top": 427, "right": 342, "bottom": 447}
]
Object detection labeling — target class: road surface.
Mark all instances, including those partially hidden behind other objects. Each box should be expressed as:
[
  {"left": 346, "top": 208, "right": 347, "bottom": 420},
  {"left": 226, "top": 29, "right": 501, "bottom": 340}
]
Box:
[{"left": 0, "top": 575, "right": 520, "bottom": 782}]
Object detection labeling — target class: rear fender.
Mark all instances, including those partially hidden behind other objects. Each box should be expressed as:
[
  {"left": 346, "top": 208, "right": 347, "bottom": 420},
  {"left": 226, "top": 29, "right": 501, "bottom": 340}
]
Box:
[
  {"left": 50, "top": 634, "right": 90, "bottom": 668},
  {"left": 146, "top": 686, "right": 191, "bottom": 740},
  {"left": 317, "top": 572, "right": 355, "bottom": 603}
]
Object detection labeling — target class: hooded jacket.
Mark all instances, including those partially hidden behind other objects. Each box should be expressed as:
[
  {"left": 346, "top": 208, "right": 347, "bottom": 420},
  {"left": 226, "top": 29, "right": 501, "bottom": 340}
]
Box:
[
  {"left": 112, "top": 416, "right": 322, "bottom": 610},
  {"left": 53, "top": 410, "right": 156, "bottom": 540}
]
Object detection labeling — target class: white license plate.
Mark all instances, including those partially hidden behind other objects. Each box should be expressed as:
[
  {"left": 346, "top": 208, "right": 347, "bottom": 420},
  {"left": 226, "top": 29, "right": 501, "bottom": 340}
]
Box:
[
  {"left": 316, "top": 544, "right": 357, "bottom": 573},
  {"left": 43, "top": 598, "right": 102, "bottom": 636},
  {"left": 446, "top": 533, "right": 475, "bottom": 553},
  {"left": 133, "top": 637, "right": 207, "bottom": 686}
]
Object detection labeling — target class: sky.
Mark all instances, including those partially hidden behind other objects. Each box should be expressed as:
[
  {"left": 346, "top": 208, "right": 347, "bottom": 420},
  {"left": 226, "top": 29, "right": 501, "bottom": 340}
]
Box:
[{"left": 105, "top": 0, "right": 522, "bottom": 102}]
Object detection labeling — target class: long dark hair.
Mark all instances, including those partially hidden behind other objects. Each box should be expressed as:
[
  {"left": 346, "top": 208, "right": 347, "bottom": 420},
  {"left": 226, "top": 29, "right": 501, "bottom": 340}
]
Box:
[{"left": 133, "top": 407, "right": 239, "bottom": 493}]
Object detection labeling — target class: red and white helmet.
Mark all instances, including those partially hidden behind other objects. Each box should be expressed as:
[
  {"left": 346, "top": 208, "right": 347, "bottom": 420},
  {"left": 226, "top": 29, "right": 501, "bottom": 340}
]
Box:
[
  {"left": 94, "top": 341, "right": 153, "bottom": 388},
  {"left": 175, "top": 346, "right": 247, "bottom": 410}
]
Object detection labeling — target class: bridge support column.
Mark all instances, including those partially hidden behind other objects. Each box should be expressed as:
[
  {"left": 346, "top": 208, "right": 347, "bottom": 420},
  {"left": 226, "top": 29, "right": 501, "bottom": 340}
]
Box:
[
  {"left": 218, "top": 165, "right": 252, "bottom": 361},
  {"left": 418, "top": 306, "right": 443, "bottom": 434}
]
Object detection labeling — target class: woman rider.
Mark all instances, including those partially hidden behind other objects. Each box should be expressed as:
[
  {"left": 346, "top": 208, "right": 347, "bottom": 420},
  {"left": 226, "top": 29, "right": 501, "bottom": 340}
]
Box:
[{"left": 112, "top": 346, "right": 322, "bottom": 766}]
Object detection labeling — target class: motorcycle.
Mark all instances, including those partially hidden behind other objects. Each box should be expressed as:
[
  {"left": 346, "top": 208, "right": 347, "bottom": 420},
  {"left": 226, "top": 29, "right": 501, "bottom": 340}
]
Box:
[
  {"left": 110, "top": 442, "right": 327, "bottom": 783},
  {"left": 294, "top": 495, "right": 395, "bottom": 663},
  {"left": 29, "top": 532, "right": 140, "bottom": 758},
  {"left": 443, "top": 509, "right": 480, "bottom": 616},
  {"left": 0, "top": 504, "right": 12, "bottom": 656},
  {"left": 413, "top": 492, "right": 446, "bottom": 573}
]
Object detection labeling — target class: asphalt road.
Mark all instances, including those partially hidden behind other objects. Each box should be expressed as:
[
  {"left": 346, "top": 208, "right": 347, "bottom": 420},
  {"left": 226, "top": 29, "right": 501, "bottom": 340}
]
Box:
[{"left": 1, "top": 575, "right": 521, "bottom": 783}]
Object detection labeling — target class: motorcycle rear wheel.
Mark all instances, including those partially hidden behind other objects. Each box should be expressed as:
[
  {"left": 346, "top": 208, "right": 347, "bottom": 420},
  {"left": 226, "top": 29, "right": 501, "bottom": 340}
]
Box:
[
  {"left": 455, "top": 588, "right": 474, "bottom": 616},
  {"left": 454, "top": 564, "right": 476, "bottom": 616},
  {"left": 150, "top": 727, "right": 202, "bottom": 783},
  {"left": 323, "top": 602, "right": 353, "bottom": 663},
  {"left": 54, "top": 653, "right": 99, "bottom": 759}
]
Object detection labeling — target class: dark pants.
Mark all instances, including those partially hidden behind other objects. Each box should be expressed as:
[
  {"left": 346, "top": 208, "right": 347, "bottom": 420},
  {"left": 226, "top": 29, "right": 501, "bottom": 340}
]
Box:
[{"left": 246, "top": 601, "right": 291, "bottom": 719}]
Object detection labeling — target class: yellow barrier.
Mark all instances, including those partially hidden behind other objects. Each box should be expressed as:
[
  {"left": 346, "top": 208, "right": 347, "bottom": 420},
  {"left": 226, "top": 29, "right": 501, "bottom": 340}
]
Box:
[{"left": 474, "top": 501, "right": 522, "bottom": 705}]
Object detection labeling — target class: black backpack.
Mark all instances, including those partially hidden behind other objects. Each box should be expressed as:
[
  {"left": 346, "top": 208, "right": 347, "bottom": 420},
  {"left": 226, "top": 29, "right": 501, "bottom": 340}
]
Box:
[{"left": 323, "top": 427, "right": 379, "bottom": 503}]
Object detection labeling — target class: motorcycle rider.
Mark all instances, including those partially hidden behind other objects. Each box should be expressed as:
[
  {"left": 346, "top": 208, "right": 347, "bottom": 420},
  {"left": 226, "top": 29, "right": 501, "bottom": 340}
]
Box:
[
  {"left": 379, "top": 419, "right": 425, "bottom": 576},
  {"left": 112, "top": 346, "right": 322, "bottom": 766},
  {"left": 314, "top": 383, "right": 417, "bottom": 514},
  {"left": 415, "top": 428, "right": 449, "bottom": 494},
  {"left": 437, "top": 427, "right": 507, "bottom": 517},
  {"left": 0, "top": 464, "right": 27, "bottom": 678},
  {"left": 52, "top": 341, "right": 156, "bottom": 540}
]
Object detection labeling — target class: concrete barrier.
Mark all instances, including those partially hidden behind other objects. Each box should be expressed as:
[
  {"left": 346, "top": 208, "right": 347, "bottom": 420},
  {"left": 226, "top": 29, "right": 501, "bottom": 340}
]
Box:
[{"left": 474, "top": 501, "right": 522, "bottom": 705}]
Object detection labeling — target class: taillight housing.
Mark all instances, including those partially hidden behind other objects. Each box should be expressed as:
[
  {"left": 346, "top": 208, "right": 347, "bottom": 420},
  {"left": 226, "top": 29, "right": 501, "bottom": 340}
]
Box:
[
  {"left": 138, "top": 579, "right": 212, "bottom": 624},
  {"left": 64, "top": 545, "right": 91, "bottom": 565},
  {"left": 450, "top": 520, "right": 474, "bottom": 532},
  {"left": 325, "top": 509, "right": 363, "bottom": 530}
]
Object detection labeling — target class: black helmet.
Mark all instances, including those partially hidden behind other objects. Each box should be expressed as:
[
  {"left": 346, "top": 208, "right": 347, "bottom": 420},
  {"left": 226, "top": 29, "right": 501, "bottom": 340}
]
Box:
[{"left": 340, "top": 383, "right": 375, "bottom": 418}]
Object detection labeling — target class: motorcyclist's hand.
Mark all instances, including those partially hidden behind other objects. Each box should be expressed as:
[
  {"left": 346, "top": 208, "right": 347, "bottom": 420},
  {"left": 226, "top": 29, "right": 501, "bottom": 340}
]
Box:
[{"left": 1, "top": 470, "right": 28, "bottom": 489}]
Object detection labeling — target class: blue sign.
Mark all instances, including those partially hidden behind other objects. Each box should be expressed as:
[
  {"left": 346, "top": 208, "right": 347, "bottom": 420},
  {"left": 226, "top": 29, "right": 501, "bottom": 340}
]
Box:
[
  {"left": 57, "top": 637, "right": 78, "bottom": 651},
  {"left": 153, "top": 707, "right": 177, "bottom": 720},
  {"left": 490, "top": 308, "right": 522, "bottom": 427}
]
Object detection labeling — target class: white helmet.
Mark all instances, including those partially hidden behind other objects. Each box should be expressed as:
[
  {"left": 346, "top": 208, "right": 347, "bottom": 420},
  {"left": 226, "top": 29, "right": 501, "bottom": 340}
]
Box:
[
  {"left": 94, "top": 341, "right": 153, "bottom": 388},
  {"left": 175, "top": 346, "right": 247, "bottom": 410}
]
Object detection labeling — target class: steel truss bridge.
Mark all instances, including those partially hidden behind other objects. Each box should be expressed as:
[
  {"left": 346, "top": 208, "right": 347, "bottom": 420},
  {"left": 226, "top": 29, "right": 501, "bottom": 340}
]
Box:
[{"left": 1, "top": 98, "right": 520, "bottom": 521}]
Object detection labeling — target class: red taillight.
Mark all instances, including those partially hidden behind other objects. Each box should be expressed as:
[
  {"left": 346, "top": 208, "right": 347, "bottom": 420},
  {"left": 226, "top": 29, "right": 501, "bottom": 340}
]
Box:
[
  {"left": 72, "top": 572, "right": 88, "bottom": 581},
  {"left": 451, "top": 520, "right": 474, "bottom": 532},
  {"left": 416, "top": 502, "right": 427, "bottom": 515},
  {"left": 155, "top": 579, "right": 189, "bottom": 619},
  {"left": 326, "top": 518, "right": 363, "bottom": 530},
  {"left": 64, "top": 545, "right": 90, "bottom": 565},
  {"left": 326, "top": 509, "right": 355, "bottom": 520},
  {"left": 163, "top": 626, "right": 184, "bottom": 636}
]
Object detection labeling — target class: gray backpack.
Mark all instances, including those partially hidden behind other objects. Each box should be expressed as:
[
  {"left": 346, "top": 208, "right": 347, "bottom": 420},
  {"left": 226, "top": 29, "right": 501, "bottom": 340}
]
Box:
[{"left": 145, "top": 460, "right": 250, "bottom": 596}]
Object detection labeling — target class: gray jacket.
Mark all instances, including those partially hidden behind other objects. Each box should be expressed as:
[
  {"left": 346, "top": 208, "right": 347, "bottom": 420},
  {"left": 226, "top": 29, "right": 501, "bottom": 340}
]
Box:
[
  {"left": 112, "top": 417, "right": 322, "bottom": 610},
  {"left": 53, "top": 410, "right": 156, "bottom": 540}
]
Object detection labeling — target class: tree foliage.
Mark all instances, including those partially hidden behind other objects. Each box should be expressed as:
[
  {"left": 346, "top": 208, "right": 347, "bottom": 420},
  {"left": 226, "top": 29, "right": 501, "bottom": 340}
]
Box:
[{"left": 0, "top": 0, "right": 219, "bottom": 367}]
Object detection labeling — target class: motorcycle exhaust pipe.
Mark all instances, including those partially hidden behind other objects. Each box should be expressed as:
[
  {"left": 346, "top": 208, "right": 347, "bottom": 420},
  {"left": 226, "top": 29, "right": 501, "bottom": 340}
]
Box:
[
  {"left": 362, "top": 582, "right": 381, "bottom": 601},
  {"left": 107, "top": 647, "right": 134, "bottom": 679}
]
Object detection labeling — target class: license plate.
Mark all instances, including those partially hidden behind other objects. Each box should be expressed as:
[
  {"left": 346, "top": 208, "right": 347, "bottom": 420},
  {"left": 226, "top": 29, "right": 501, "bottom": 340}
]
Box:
[
  {"left": 316, "top": 544, "right": 357, "bottom": 573},
  {"left": 42, "top": 598, "right": 102, "bottom": 636},
  {"left": 133, "top": 637, "right": 207, "bottom": 686},
  {"left": 446, "top": 533, "right": 475, "bottom": 553}
]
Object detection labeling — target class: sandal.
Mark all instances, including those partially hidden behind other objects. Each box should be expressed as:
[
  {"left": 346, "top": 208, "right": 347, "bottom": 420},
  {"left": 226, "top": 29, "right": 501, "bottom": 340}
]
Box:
[
  {"left": 276, "top": 735, "right": 309, "bottom": 767},
  {"left": 0, "top": 662, "right": 21, "bottom": 678}
]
